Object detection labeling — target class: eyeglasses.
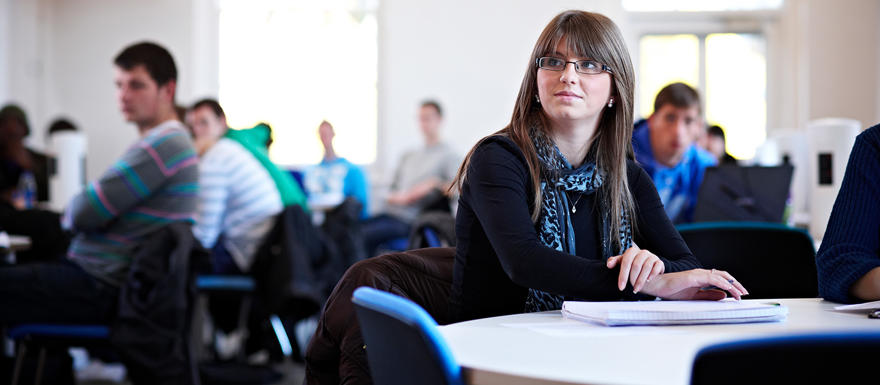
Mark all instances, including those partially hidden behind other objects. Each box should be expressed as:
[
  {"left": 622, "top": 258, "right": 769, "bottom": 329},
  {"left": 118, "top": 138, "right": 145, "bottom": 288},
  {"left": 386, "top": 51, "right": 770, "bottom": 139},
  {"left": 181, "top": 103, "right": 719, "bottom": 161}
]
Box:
[{"left": 536, "top": 57, "right": 613, "bottom": 75}]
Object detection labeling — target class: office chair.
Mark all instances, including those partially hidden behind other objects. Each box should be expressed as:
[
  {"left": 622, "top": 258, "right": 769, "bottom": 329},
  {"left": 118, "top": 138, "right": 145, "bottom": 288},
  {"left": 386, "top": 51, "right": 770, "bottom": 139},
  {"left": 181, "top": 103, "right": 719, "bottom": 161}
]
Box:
[
  {"left": 8, "top": 324, "right": 109, "bottom": 385},
  {"left": 194, "top": 274, "right": 293, "bottom": 360},
  {"left": 351, "top": 286, "right": 462, "bottom": 385},
  {"left": 691, "top": 331, "right": 880, "bottom": 384},
  {"left": 677, "top": 222, "right": 817, "bottom": 298},
  {"left": 8, "top": 222, "right": 202, "bottom": 385},
  {"left": 408, "top": 210, "right": 456, "bottom": 249}
]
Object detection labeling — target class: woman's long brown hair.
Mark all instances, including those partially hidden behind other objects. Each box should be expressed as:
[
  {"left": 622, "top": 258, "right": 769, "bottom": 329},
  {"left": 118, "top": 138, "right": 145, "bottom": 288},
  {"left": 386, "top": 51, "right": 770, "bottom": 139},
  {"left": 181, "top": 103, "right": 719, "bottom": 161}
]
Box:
[{"left": 450, "top": 10, "right": 637, "bottom": 250}]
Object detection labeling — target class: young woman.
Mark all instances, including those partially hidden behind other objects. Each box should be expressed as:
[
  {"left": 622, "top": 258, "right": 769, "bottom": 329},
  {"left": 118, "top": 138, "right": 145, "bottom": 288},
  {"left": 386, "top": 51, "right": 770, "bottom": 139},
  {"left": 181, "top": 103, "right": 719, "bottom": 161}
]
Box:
[{"left": 449, "top": 10, "right": 747, "bottom": 321}]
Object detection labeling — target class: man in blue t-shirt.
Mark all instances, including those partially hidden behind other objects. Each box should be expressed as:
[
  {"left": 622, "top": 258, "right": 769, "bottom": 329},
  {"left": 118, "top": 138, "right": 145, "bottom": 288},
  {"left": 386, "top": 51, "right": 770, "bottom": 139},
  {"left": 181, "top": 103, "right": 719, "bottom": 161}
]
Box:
[
  {"left": 304, "top": 120, "right": 370, "bottom": 218},
  {"left": 632, "top": 82, "right": 717, "bottom": 223}
]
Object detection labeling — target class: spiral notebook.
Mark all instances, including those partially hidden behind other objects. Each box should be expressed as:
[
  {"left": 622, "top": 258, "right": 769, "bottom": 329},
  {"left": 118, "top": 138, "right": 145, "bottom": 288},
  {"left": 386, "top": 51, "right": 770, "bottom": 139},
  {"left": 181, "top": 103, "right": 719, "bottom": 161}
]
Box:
[{"left": 561, "top": 300, "right": 788, "bottom": 326}]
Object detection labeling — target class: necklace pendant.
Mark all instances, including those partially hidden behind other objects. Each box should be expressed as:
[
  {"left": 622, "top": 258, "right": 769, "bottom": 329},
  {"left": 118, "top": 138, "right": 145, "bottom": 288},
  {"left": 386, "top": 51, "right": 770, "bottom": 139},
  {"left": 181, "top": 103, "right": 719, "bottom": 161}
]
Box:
[{"left": 572, "top": 206, "right": 577, "bottom": 214}]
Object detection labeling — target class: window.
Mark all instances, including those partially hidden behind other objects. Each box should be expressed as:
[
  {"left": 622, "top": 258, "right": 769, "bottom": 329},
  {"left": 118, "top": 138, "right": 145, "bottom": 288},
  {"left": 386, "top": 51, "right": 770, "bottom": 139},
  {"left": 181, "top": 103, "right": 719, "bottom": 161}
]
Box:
[
  {"left": 638, "top": 32, "right": 767, "bottom": 159},
  {"left": 218, "top": 0, "right": 378, "bottom": 166}
]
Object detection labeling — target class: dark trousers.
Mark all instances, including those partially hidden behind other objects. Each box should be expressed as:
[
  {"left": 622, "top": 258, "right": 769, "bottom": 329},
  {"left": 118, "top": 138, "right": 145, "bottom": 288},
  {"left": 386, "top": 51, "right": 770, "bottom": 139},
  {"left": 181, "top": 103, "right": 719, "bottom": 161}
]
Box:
[
  {"left": 361, "top": 214, "right": 411, "bottom": 257},
  {"left": 0, "top": 260, "right": 119, "bottom": 383},
  {"left": 0, "top": 259, "right": 119, "bottom": 325}
]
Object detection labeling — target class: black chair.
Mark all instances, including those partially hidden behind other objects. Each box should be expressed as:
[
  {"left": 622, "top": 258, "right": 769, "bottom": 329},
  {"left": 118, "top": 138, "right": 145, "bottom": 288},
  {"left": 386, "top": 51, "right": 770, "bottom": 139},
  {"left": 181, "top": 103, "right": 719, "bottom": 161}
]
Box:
[
  {"left": 8, "top": 222, "right": 204, "bottom": 385},
  {"left": 691, "top": 331, "right": 880, "bottom": 384},
  {"left": 408, "top": 210, "right": 456, "bottom": 249},
  {"left": 352, "top": 287, "right": 462, "bottom": 385},
  {"left": 677, "top": 222, "right": 818, "bottom": 298}
]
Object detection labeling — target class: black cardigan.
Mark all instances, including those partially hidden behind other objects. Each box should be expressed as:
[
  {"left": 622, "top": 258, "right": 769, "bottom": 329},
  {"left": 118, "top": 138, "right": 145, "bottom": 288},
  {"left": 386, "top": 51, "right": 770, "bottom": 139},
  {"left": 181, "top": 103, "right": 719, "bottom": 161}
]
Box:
[{"left": 450, "top": 136, "right": 701, "bottom": 321}]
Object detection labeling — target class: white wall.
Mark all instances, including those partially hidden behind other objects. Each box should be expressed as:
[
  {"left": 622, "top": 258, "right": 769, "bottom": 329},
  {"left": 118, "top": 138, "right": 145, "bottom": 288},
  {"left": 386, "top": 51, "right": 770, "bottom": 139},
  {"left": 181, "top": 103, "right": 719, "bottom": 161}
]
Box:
[{"left": 805, "top": 0, "right": 880, "bottom": 130}]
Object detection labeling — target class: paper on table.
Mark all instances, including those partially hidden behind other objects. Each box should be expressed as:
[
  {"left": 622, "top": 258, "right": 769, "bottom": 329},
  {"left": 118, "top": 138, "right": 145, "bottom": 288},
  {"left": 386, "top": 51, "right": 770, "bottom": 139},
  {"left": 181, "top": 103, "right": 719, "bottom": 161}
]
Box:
[
  {"left": 562, "top": 299, "right": 788, "bottom": 326},
  {"left": 833, "top": 300, "right": 880, "bottom": 311}
]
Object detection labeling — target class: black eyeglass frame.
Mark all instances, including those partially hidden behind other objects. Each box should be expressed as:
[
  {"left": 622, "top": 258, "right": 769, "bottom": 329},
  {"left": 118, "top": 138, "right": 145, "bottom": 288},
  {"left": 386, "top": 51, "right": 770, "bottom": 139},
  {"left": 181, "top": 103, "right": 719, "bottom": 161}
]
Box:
[{"left": 535, "top": 57, "right": 613, "bottom": 75}]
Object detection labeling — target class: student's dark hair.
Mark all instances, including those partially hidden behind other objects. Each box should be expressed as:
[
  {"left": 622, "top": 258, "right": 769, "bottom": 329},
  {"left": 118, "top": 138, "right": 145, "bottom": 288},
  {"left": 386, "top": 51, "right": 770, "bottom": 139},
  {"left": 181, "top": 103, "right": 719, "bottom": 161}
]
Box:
[
  {"left": 191, "top": 98, "right": 225, "bottom": 118},
  {"left": 0, "top": 104, "right": 30, "bottom": 137},
  {"left": 421, "top": 100, "right": 443, "bottom": 118},
  {"left": 114, "top": 42, "right": 177, "bottom": 87},
  {"left": 47, "top": 118, "right": 77, "bottom": 135},
  {"left": 653, "top": 82, "right": 701, "bottom": 114},
  {"left": 707, "top": 124, "right": 725, "bottom": 141},
  {"left": 174, "top": 105, "right": 187, "bottom": 122}
]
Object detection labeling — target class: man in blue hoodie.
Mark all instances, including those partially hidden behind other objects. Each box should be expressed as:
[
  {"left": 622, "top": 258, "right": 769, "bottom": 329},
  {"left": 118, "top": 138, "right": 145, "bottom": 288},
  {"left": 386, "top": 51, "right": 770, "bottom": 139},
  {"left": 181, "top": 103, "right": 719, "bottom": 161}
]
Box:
[{"left": 632, "top": 82, "right": 717, "bottom": 223}]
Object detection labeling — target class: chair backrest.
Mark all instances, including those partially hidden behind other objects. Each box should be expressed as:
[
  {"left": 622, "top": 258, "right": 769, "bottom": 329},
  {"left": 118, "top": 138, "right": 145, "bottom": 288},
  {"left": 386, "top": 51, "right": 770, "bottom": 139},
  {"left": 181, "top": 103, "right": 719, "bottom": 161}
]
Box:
[
  {"left": 408, "top": 211, "right": 456, "bottom": 249},
  {"left": 351, "top": 287, "right": 462, "bottom": 385},
  {"left": 691, "top": 331, "right": 880, "bottom": 384},
  {"left": 422, "top": 227, "right": 442, "bottom": 248},
  {"left": 677, "top": 222, "right": 817, "bottom": 298}
]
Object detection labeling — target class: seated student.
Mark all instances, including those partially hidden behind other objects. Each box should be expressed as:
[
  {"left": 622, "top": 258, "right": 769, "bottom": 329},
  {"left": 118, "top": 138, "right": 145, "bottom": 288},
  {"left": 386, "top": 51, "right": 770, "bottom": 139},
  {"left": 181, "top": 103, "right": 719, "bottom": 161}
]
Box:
[
  {"left": 0, "top": 159, "right": 69, "bottom": 262},
  {"left": 222, "top": 121, "right": 309, "bottom": 211},
  {"left": 632, "top": 83, "right": 717, "bottom": 223},
  {"left": 816, "top": 124, "right": 880, "bottom": 303},
  {"left": 0, "top": 104, "right": 46, "bottom": 208},
  {"left": 363, "top": 100, "right": 459, "bottom": 256},
  {"left": 0, "top": 42, "right": 198, "bottom": 324},
  {"left": 449, "top": 10, "right": 747, "bottom": 322},
  {"left": 187, "top": 99, "right": 283, "bottom": 273},
  {"left": 303, "top": 120, "right": 370, "bottom": 218},
  {"left": 701, "top": 124, "right": 737, "bottom": 165}
]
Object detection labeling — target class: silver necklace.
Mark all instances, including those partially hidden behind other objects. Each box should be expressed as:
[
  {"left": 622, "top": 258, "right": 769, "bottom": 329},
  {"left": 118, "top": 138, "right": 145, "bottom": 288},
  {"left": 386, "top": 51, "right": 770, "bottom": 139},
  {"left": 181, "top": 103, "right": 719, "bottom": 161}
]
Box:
[{"left": 567, "top": 191, "right": 582, "bottom": 214}]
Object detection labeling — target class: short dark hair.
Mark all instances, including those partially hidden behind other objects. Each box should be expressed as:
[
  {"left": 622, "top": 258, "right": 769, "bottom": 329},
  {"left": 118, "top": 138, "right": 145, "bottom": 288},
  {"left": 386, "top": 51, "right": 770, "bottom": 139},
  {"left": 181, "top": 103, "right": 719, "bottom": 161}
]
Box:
[
  {"left": 190, "top": 98, "right": 225, "bottom": 118},
  {"left": 47, "top": 118, "right": 77, "bottom": 135},
  {"left": 707, "top": 124, "right": 725, "bottom": 141},
  {"left": 114, "top": 42, "right": 177, "bottom": 87},
  {"left": 420, "top": 100, "right": 443, "bottom": 118},
  {"left": 0, "top": 104, "right": 30, "bottom": 137},
  {"left": 653, "top": 82, "right": 701, "bottom": 114}
]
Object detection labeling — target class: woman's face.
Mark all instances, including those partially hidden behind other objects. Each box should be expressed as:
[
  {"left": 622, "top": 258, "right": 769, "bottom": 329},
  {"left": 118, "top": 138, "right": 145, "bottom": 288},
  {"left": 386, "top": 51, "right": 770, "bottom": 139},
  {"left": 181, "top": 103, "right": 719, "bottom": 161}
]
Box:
[{"left": 536, "top": 39, "right": 613, "bottom": 130}]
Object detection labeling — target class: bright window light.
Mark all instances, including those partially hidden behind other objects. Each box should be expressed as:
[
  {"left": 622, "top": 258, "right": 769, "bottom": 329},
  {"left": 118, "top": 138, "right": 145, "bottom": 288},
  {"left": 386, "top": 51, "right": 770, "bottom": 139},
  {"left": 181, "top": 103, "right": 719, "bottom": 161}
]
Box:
[
  {"left": 705, "top": 33, "right": 767, "bottom": 159},
  {"left": 219, "top": 0, "right": 378, "bottom": 166},
  {"left": 639, "top": 32, "right": 767, "bottom": 160},
  {"left": 638, "top": 34, "right": 700, "bottom": 119}
]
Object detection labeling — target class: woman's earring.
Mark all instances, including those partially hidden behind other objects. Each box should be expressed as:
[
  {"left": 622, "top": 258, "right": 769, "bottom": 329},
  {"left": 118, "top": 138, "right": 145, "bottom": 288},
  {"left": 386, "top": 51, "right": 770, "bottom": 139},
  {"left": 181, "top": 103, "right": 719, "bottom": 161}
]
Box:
[
  {"left": 535, "top": 95, "right": 541, "bottom": 104},
  {"left": 607, "top": 98, "right": 614, "bottom": 108}
]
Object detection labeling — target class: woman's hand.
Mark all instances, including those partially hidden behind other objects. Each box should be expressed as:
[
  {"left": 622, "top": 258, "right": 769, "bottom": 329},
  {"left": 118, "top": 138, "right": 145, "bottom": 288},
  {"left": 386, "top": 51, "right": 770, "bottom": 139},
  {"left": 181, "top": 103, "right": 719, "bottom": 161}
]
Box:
[
  {"left": 606, "top": 245, "right": 665, "bottom": 294},
  {"left": 640, "top": 268, "right": 750, "bottom": 300}
]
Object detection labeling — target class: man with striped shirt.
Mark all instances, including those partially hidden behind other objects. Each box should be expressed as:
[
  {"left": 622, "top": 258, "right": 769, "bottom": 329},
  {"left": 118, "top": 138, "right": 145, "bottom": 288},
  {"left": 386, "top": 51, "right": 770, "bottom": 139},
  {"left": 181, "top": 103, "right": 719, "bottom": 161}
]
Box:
[
  {"left": 187, "top": 99, "right": 282, "bottom": 273},
  {"left": 0, "top": 42, "right": 198, "bottom": 328}
]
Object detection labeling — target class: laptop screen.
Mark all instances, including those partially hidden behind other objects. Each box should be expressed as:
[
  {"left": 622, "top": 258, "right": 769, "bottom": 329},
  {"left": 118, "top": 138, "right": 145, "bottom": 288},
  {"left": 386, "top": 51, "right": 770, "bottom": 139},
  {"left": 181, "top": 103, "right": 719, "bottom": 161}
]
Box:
[{"left": 693, "top": 165, "right": 794, "bottom": 223}]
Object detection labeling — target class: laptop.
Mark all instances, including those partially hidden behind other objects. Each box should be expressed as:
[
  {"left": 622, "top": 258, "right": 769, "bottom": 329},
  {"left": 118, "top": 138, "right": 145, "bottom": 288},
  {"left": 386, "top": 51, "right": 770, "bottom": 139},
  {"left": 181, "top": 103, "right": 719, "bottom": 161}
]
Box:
[{"left": 693, "top": 165, "right": 794, "bottom": 223}]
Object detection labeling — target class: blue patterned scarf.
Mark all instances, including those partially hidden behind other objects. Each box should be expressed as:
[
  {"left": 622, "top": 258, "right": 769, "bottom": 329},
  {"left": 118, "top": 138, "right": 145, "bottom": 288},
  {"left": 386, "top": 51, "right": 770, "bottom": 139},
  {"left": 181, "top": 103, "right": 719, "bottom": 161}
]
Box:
[{"left": 524, "top": 123, "right": 633, "bottom": 312}]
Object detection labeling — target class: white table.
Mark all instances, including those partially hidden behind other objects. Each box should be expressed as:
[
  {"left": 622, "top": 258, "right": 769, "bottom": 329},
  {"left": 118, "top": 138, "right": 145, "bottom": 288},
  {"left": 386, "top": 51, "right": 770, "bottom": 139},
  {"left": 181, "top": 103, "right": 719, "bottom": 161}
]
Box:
[{"left": 439, "top": 299, "right": 880, "bottom": 385}]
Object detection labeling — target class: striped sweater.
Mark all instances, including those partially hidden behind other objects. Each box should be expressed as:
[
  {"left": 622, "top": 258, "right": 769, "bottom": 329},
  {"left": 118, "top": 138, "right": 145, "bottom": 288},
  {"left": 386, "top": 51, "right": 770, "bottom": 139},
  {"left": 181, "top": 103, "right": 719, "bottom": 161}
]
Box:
[
  {"left": 65, "top": 120, "right": 199, "bottom": 287},
  {"left": 816, "top": 124, "right": 880, "bottom": 303},
  {"left": 193, "top": 138, "right": 282, "bottom": 271}
]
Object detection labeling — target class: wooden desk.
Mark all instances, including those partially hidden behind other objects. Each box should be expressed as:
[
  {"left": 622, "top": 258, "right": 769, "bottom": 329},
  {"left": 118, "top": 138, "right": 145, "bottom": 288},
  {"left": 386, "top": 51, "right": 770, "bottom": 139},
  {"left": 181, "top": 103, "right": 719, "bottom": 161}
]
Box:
[{"left": 439, "top": 299, "right": 879, "bottom": 385}]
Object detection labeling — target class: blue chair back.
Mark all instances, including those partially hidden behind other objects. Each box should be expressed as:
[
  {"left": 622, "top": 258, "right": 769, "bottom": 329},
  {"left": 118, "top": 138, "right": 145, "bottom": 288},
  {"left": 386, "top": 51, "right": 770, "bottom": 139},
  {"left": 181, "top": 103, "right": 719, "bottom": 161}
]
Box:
[
  {"left": 422, "top": 227, "right": 443, "bottom": 248},
  {"left": 691, "top": 331, "right": 880, "bottom": 384},
  {"left": 351, "top": 287, "right": 462, "bottom": 385},
  {"left": 676, "top": 221, "right": 817, "bottom": 298}
]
